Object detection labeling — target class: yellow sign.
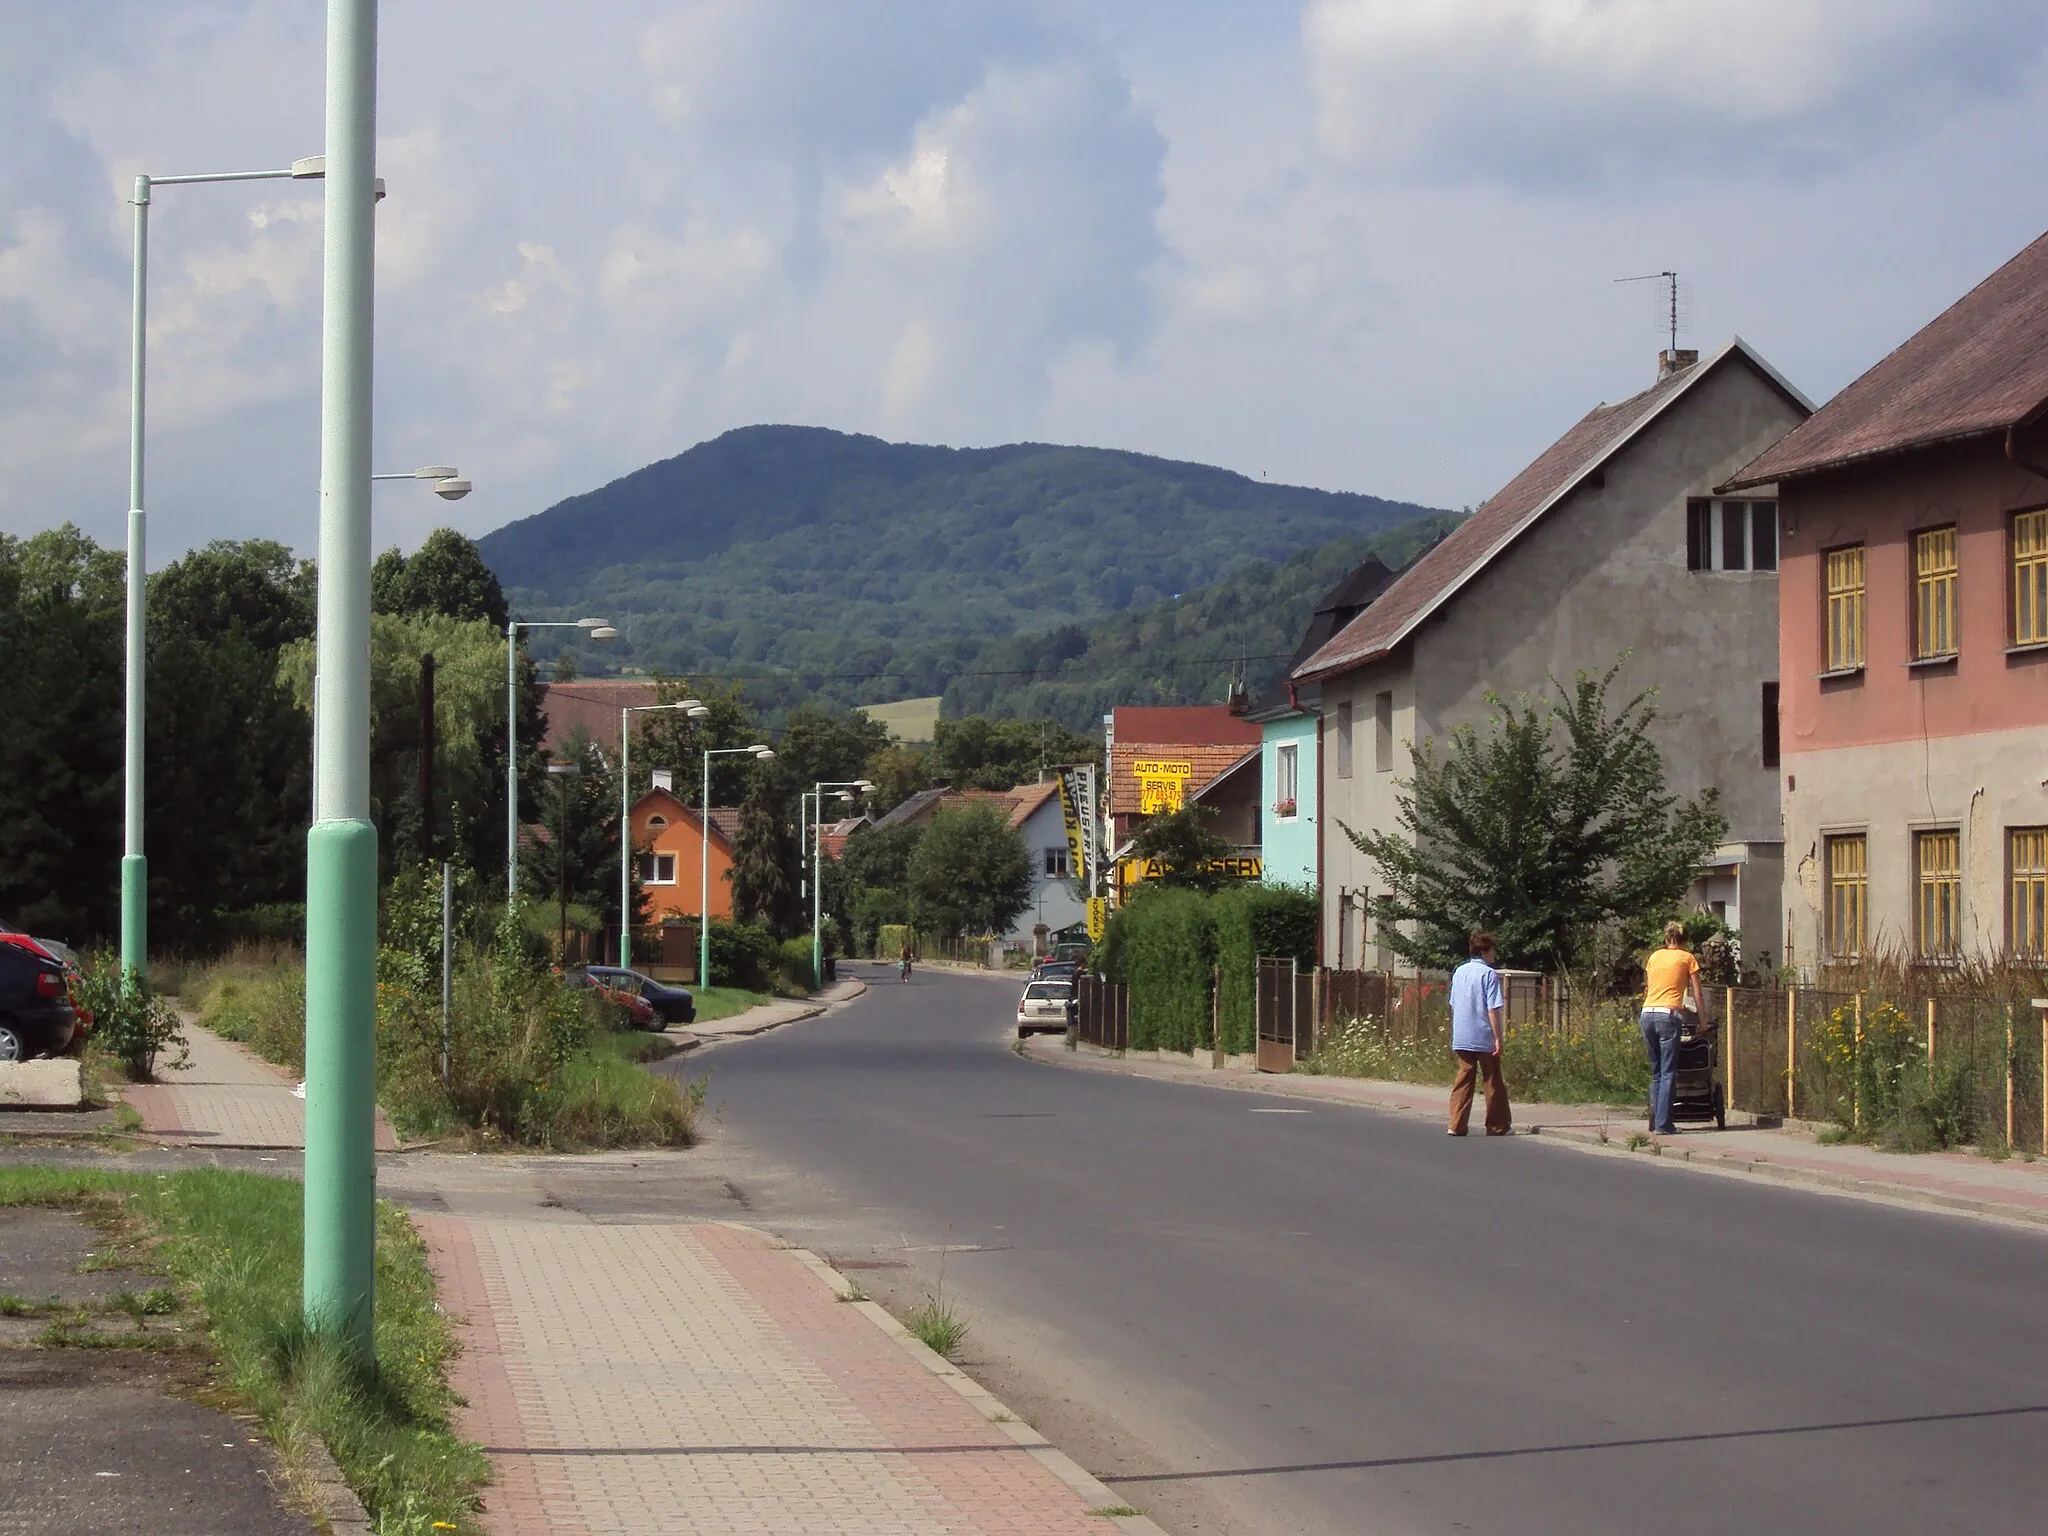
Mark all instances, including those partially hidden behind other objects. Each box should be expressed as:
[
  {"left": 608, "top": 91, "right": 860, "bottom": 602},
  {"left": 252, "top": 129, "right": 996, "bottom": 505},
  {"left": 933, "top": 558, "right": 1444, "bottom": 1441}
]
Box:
[
  {"left": 1131, "top": 759, "right": 1193, "bottom": 778},
  {"left": 1117, "top": 854, "right": 1263, "bottom": 891},
  {"left": 1086, "top": 896, "right": 1108, "bottom": 942},
  {"left": 1132, "top": 758, "right": 1193, "bottom": 815}
]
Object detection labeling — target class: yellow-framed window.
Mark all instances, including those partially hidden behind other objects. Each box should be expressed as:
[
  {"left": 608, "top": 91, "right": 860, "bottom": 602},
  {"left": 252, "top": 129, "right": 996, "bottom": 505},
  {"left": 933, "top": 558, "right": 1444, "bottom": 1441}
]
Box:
[
  {"left": 2015, "top": 510, "right": 2048, "bottom": 646},
  {"left": 1825, "top": 545, "right": 1866, "bottom": 671},
  {"left": 1914, "top": 829, "right": 1960, "bottom": 957},
  {"left": 2011, "top": 827, "right": 2048, "bottom": 958},
  {"left": 1913, "top": 527, "right": 1958, "bottom": 659},
  {"left": 1826, "top": 833, "right": 1867, "bottom": 957}
]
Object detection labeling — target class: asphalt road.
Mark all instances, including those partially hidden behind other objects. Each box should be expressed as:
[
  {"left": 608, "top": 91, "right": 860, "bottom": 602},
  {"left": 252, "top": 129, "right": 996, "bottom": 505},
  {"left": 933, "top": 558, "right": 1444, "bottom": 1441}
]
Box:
[{"left": 669, "top": 965, "right": 2048, "bottom": 1536}]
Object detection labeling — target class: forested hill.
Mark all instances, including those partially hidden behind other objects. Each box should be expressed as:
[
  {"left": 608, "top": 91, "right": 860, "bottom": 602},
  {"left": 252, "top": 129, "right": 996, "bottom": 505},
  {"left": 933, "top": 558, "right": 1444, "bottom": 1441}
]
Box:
[
  {"left": 478, "top": 426, "right": 1451, "bottom": 712},
  {"left": 941, "top": 515, "right": 1458, "bottom": 729}
]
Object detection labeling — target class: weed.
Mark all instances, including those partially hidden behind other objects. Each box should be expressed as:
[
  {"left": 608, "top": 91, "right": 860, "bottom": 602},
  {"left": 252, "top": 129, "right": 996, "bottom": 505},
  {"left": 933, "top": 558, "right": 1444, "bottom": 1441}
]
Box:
[
  {"left": 837, "top": 1282, "right": 869, "bottom": 1303},
  {"left": 1625, "top": 1132, "right": 1651, "bottom": 1151},
  {"left": 1815, "top": 1125, "right": 1852, "bottom": 1145},
  {"left": 1092, "top": 1507, "right": 1144, "bottom": 1518},
  {"left": 907, "top": 1297, "right": 969, "bottom": 1359}
]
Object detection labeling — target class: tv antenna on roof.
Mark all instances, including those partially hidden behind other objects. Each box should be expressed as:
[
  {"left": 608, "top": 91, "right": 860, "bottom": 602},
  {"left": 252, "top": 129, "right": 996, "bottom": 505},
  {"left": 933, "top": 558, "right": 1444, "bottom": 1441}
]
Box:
[{"left": 1615, "top": 270, "right": 1689, "bottom": 353}]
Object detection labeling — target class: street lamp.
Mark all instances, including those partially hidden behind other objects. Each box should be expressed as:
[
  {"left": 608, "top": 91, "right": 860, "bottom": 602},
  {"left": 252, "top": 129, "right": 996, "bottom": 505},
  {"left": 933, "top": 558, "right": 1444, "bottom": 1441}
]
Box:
[
  {"left": 618, "top": 699, "right": 706, "bottom": 968},
  {"left": 372, "top": 465, "right": 471, "bottom": 500},
  {"left": 700, "top": 743, "right": 775, "bottom": 987},
  {"left": 504, "top": 617, "right": 614, "bottom": 907},
  {"left": 807, "top": 779, "right": 874, "bottom": 984},
  {"left": 119, "top": 152, "right": 362, "bottom": 983}
]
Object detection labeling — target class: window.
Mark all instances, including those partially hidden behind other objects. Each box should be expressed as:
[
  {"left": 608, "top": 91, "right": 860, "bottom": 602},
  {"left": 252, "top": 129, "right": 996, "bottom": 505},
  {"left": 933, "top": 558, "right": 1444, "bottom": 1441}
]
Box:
[
  {"left": 1373, "top": 692, "right": 1394, "bottom": 772},
  {"left": 2011, "top": 828, "right": 2048, "bottom": 957},
  {"left": 646, "top": 814, "right": 668, "bottom": 829},
  {"left": 1686, "top": 498, "right": 1711, "bottom": 571},
  {"left": 1824, "top": 545, "right": 1866, "bottom": 671},
  {"left": 1760, "top": 681, "right": 1780, "bottom": 769},
  {"left": 1721, "top": 502, "right": 1747, "bottom": 571},
  {"left": 1913, "top": 526, "right": 1958, "bottom": 659},
  {"left": 1275, "top": 742, "right": 1298, "bottom": 815},
  {"left": 1915, "top": 830, "right": 1961, "bottom": 958},
  {"left": 1826, "top": 834, "right": 1867, "bottom": 957},
  {"left": 1044, "top": 846, "right": 1070, "bottom": 878},
  {"left": 2015, "top": 510, "right": 2048, "bottom": 646},
  {"left": 1750, "top": 502, "right": 1779, "bottom": 571},
  {"left": 1335, "top": 700, "right": 1354, "bottom": 779},
  {"left": 638, "top": 853, "right": 676, "bottom": 885}
]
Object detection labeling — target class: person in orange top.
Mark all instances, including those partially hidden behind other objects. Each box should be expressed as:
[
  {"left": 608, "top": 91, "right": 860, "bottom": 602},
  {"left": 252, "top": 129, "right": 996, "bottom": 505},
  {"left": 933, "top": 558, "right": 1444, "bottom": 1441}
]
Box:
[{"left": 1641, "top": 921, "right": 1704, "bottom": 1136}]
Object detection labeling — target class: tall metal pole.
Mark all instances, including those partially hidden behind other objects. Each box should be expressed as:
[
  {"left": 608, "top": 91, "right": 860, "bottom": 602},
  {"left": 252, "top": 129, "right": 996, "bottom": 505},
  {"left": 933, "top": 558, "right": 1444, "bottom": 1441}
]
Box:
[
  {"left": 812, "top": 791, "right": 823, "bottom": 987},
  {"left": 505, "top": 621, "right": 519, "bottom": 906},
  {"left": 303, "top": 0, "right": 379, "bottom": 1355},
  {"left": 121, "top": 176, "right": 151, "bottom": 984},
  {"left": 619, "top": 708, "right": 632, "bottom": 969},
  {"left": 700, "top": 747, "right": 712, "bottom": 989}
]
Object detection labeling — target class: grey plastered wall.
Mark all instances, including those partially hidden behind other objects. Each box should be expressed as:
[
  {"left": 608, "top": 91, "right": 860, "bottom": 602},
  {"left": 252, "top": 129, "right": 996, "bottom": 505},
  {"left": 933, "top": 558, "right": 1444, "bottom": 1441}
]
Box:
[{"left": 1323, "top": 355, "right": 1804, "bottom": 964}]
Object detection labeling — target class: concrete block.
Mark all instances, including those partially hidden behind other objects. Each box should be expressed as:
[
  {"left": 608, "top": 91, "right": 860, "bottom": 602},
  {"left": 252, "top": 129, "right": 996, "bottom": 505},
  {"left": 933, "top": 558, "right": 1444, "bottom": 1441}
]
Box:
[{"left": 0, "top": 1058, "right": 85, "bottom": 1108}]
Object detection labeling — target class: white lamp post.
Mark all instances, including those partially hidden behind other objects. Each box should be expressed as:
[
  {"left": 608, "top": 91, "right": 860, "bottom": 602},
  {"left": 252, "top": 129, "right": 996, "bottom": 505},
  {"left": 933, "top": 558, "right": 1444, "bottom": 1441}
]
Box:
[
  {"left": 503, "top": 617, "right": 614, "bottom": 906},
  {"left": 372, "top": 465, "right": 471, "bottom": 499},
  {"left": 700, "top": 744, "right": 775, "bottom": 987},
  {"left": 119, "top": 153, "right": 369, "bottom": 983},
  {"left": 808, "top": 779, "right": 874, "bottom": 984},
  {"left": 618, "top": 699, "right": 706, "bottom": 969}
]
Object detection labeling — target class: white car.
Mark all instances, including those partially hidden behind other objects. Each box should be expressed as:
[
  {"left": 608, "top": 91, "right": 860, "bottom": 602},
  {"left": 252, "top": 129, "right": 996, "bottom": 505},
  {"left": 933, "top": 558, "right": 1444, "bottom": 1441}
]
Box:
[{"left": 1016, "top": 980, "right": 1075, "bottom": 1038}]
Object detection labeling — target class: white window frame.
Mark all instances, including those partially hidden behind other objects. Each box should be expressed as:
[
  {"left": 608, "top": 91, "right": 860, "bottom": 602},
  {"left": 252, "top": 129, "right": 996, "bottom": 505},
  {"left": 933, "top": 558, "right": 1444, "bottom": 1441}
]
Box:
[
  {"left": 1275, "top": 742, "right": 1299, "bottom": 818},
  {"left": 1044, "top": 846, "right": 1070, "bottom": 878},
  {"left": 1374, "top": 691, "right": 1394, "bottom": 773},
  {"left": 639, "top": 853, "right": 677, "bottom": 886}
]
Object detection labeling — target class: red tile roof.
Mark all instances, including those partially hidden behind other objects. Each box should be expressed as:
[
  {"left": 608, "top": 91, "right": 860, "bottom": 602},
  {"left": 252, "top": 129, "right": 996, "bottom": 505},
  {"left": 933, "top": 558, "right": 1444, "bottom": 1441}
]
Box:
[
  {"left": 1110, "top": 706, "right": 1260, "bottom": 748},
  {"left": 1729, "top": 229, "right": 2048, "bottom": 487},
  {"left": 1108, "top": 743, "right": 1263, "bottom": 817},
  {"left": 1296, "top": 339, "right": 1807, "bottom": 680}
]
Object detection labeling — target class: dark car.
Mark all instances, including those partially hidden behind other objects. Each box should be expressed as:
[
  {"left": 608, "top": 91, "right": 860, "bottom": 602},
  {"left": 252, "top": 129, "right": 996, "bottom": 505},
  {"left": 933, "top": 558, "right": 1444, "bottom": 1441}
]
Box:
[
  {"left": 580, "top": 967, "right": 697, "bottom": 1027},
  {"left": 0, "top": 942, "right": 78, "bottom": 1062},
  {"left": 1029, "top": 959, "right": 1080, "bottom": 985}
]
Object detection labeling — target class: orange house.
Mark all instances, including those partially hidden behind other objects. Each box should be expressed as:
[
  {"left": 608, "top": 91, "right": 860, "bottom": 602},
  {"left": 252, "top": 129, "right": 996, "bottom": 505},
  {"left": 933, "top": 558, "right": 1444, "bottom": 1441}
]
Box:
[{"left": 630, "top": 789, "right": 738, "bottom": 923}]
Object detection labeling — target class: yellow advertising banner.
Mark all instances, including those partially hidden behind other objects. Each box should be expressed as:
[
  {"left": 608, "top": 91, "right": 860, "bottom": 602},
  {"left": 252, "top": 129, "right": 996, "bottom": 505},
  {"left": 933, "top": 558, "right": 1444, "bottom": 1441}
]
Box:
[
  {"left": 1133, "top": 757, "right": 1192, "bottom": 815},
  {"left": 1116, "top": 854, "right": 1263, "bottom": 892},
  {"left": 1057, "top": 769, "right": 1088, "bottom": 885},
  {"left": 1086, "top": 896, "right": 1108, "bottom": 942}
]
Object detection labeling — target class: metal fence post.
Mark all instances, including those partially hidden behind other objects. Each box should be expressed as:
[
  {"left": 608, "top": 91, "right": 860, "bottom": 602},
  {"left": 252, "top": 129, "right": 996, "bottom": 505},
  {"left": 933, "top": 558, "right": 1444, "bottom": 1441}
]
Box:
[
  {"left": 1926, "top": 997, "right": 1936, "bottom": 1065},
  {"left": 1724, "top": 985, "right": 1735, "bottom": 1112},
  {"left": 1211, "top": 965, "right": 1223, "bottom": 1069},
  {"left": 440, "top": 861, "right": 452, "bottom": 1084},
  {"left": 2006, "top": 1008, "right": 2015, "bottom": 1150},
  {"left": 1852, "top": 993, "right": 1863, "bottom": 1131},
  {"left": 1786, "top": 986, "right": 1797, "bottom": 1119}
]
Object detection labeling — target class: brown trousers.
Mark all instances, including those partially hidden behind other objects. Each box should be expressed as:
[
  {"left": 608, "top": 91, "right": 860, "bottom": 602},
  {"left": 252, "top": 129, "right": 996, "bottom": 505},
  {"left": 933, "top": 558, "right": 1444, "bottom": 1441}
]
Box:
[{"left": 1449, "top": 1049, "right": 1511, "bottom": 1135}]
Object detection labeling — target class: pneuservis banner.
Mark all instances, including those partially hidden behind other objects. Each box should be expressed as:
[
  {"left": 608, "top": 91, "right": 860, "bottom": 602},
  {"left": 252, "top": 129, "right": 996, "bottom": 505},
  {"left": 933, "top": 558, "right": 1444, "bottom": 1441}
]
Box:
[{"left": 1057, "top": 768, "right": 1088, "bottom": 887}]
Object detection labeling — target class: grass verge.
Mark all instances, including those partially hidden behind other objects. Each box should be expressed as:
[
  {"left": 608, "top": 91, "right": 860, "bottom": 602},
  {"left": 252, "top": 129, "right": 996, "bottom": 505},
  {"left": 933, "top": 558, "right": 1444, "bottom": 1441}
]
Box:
[
  {"left": 0, "top": 1165, "right": 487, "bottom": 1534},
  {"left": 688, "top": 986, "right": 771, "bottom": 1025}
]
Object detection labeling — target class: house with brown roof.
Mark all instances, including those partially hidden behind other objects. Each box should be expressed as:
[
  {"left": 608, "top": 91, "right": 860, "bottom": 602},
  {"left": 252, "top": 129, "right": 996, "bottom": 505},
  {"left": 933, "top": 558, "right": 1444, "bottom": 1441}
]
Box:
[
  {"left": 540, "top": 680, "right": 659, "bottom": 757},
  {"left": 626, "top": 781, "right": 739, "bottom": 926},
  {"left": 1723, "top": 230, "right": 2048, "bottom": 969},
  {"left": 1103, "top": 705, "right": 1264, "bottom": 902},
  {"left": 1298, "top": 341, "right": 1811, "bottom": 968}
]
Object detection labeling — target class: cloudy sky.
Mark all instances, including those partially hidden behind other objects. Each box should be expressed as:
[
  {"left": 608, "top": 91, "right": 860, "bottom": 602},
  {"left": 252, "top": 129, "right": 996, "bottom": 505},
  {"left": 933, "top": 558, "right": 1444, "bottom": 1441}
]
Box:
[{"left": 4, "top": 1, "right": 2046, "bottom": 564}]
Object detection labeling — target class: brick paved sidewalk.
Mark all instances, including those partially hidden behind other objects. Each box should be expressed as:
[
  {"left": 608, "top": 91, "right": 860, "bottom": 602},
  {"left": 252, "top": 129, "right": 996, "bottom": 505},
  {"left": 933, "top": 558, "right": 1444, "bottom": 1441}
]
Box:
[
  {"left": 419, "top": 1216, "right": 1151, "bottom": 1535},
  {"left": 1028, "top": 1034, "right": 2048, "bottom": 1227},
  {"left": 125, "top": 1023, "right": 398, "bottom": 1151}
]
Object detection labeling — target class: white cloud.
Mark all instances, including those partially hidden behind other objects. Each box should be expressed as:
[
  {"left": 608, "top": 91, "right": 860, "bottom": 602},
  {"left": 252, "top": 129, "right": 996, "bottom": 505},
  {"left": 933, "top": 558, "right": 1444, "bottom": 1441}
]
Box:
[{"left": 1303, "top": 0, "right": 2048, "bottom": 184}]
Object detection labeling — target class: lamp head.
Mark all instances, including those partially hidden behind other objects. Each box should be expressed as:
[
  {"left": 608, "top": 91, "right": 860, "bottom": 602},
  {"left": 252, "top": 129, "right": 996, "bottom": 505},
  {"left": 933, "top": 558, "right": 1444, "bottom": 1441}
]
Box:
[
  {"left": 750, "top": 746, "right": 775, "bottom": 759},
  {"left": 431, "top": 477, "right": 472, "bottom": 501},
  {"left": 674, "top": 698, "right": 703, "bottom": 711},
  {"left": 588, "top": 627, "right": 618, "bottom": 642},
  {"left": 687, "top": 706, "right": 710, "bottom": 719}
]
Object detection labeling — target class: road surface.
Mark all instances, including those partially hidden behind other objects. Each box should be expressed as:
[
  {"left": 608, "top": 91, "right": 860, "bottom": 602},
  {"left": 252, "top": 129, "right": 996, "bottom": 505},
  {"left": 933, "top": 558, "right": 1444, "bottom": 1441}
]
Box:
[{"left": 646, "top": 965, "right": 2047, "bottom": 1536}]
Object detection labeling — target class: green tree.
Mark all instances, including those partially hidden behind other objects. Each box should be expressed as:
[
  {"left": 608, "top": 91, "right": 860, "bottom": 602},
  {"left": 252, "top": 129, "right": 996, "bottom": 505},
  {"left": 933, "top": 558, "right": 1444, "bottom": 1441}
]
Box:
[
  {"left": 371, "top": 527, "right": 508, "bottom": 629},
  {"left": 905, "top": 801, "right": 1032, "bottom": 938},
  {"left": 632, "top": 676, "right": 760, "bottom": 807},
  {"left": 1344, "top": 663, "right": 1727, "bottom": 973},
  {"left": 930, "top": 715, "right": 1097, "bottom": 790},
  {"left": 839, "top": 822, "right": 924, "bottom": 893},
  {"left": 728, "top": 760, "right": 802, "bottom": 936},
  {"left": 1127, "top": 801, "right": 1238, "bottom": 893},
  {"left": 776, "top": 705, "right": 891, "bottom": 798},
  {"left": 0, "top": 527, "right": 125, "bottom": 938},
  {"left": 863, "top": 741, "right": 931, "bottom": 814}
]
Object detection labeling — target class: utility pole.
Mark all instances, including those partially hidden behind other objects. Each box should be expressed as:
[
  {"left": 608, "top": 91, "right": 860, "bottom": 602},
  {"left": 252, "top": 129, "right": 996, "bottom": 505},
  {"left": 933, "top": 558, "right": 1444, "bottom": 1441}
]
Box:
[
  {"left": 303, "top": 0, "right": 379, "bottom": 1356},
  {"left": 417, "top": 651, "right": 435, "bottom": 862}
]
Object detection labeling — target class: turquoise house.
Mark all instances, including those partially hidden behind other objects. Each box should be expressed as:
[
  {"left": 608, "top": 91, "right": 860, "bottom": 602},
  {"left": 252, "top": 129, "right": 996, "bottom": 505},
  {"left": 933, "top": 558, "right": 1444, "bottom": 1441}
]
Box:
[{"left": 1248, "top": 555, "right": 1404, "bottom": 896}]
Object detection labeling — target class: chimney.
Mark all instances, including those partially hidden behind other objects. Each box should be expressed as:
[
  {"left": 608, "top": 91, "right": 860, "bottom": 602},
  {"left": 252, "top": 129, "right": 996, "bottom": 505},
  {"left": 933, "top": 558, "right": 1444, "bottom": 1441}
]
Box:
[
  {"left": 650, "top": 767, "right": 674, "bottom": 794},
  {"left": 1658, "top": 348, "right": 1699, "bottom": 381}
]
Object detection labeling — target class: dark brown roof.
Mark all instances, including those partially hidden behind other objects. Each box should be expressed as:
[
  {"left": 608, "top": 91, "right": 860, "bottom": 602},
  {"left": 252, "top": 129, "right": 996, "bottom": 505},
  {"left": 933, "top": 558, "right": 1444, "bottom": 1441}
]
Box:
[
  {"left": 1730, "top": 229, "right": 2048, "bottom": 487},
  {"left": 1296, "top": 339, "right": 1806, "bottom": 680},
  {"left": 541, "top": 680, "right": 658, "bottom": 753},
  {"left": 1110, "top": 706, "right": 1261, "bottom": 748}
]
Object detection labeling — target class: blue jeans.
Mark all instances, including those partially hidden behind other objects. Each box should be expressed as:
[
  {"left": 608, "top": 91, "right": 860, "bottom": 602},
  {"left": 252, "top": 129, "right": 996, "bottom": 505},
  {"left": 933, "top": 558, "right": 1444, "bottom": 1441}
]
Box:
[{"left": 1641, "top": 1009, "right": 1683, "bottom": 1133}]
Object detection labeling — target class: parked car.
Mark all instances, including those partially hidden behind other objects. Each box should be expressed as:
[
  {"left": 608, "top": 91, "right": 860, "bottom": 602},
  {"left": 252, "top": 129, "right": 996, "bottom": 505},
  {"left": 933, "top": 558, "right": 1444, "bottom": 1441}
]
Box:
[
  {"left": 1016, "top": 979, "right": 1076, "bottom": 1038},
  {"left": 563, "top": 966, "right": 656, "bottom": 1030},
  {"left": 0, "top": 942, "right": 78, "bottom": 1062},
  {"left": 581, "top": 967, "right": 697, "bottom": 1027},
  {"left": 1028, "top": 959, "right": 1080, "bottom": 985},
  {"left": 1051, "top": 942, "right": 1091, "bottom": 967}
]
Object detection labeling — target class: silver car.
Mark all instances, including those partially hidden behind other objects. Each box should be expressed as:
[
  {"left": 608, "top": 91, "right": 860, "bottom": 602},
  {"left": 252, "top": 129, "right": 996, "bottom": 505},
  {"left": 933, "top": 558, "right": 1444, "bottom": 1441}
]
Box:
[{"left": 1016, "top": 980, "right": 1075, "bottom": 1038}]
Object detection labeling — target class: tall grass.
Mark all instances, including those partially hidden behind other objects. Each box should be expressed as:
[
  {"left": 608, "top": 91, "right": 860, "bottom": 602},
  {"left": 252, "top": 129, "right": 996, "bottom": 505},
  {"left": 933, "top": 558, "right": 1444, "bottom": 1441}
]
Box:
[
  {"left": 1303, "top": 1002, "right": 1654, "bottom": 1106},
  {"left": 0, "top": 1166, "right": 487, "bottom": 1534}
]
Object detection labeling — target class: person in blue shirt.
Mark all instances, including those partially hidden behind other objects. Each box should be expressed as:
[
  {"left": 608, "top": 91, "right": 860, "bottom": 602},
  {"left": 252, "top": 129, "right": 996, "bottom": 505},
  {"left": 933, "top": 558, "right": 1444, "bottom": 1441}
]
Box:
[{"left": 1447, "top": 931, "right": 1510, "bottom": 1136}]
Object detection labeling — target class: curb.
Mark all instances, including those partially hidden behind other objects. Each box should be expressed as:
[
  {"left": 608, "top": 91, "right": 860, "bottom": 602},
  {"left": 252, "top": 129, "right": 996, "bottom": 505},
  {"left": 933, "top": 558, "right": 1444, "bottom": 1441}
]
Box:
[
  {"left": 724, "top": 1222, "right": 1170, "bottom": 1534},
  {"left": 1025, "top": 1036, "right": 2048, "bottom": 1234},
  {"left": 666, "top": 977, "right": 867, "bottom": 1049},
  {"left": 300, "top": 1432, "right": 372, "bottom": 1535}
]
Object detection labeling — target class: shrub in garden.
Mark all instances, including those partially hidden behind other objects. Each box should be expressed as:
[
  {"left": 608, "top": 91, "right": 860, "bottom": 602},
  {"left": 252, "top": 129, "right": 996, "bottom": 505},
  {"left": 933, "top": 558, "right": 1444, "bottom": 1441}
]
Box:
[
  {"left": 775, "top": 936, "right": 818, "bottom": 993},
  {"left": 1106, "top": 887, "right": 1218, "bottom": 1052},
  {"left": 708, "top": 919, "right": 778, "bottom": 990},
  {"left": 75, "top": 955, "right": 188, "bottom": 1080},
  {"left": 1210, "top": 884, "right": 1318, "bottom": 1054}
]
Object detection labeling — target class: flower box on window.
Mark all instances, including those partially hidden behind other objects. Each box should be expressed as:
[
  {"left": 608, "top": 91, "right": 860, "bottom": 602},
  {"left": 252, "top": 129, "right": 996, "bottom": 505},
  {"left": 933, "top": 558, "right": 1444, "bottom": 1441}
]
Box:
[{"left": 1273, "top": 798, "right": 1297, "bottom": 818}]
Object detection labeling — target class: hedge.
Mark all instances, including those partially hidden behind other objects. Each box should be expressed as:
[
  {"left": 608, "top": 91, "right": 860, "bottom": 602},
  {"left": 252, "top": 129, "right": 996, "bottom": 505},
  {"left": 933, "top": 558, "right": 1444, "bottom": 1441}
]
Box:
[{"left": 1102, "top": 884, "right": 1319, "bottom": 1053}]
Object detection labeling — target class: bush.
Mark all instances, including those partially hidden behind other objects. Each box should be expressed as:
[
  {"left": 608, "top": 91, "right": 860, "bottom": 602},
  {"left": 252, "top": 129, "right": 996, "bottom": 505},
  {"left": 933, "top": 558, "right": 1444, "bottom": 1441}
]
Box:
[
  {"left": 1210, "top": 885, "right": 1318, "bottom": 1054},
  {"left": 75, "top": 955, "right": 188, "bottom": 1080},
  {"left": 877, "top": 923, "right": 921, "bottom": 961},
  {"left": 850, "top": 887, "right": 907, "bottom": 957},
  {"left": 707, "top": 918, "right": 777, "bottom": 990},
  {"left": 1109, "top": 887, "right": 1218, "bottom": 1052},
  {"left": 775, "top": 936, "right": 818, "bottom": 993}
]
